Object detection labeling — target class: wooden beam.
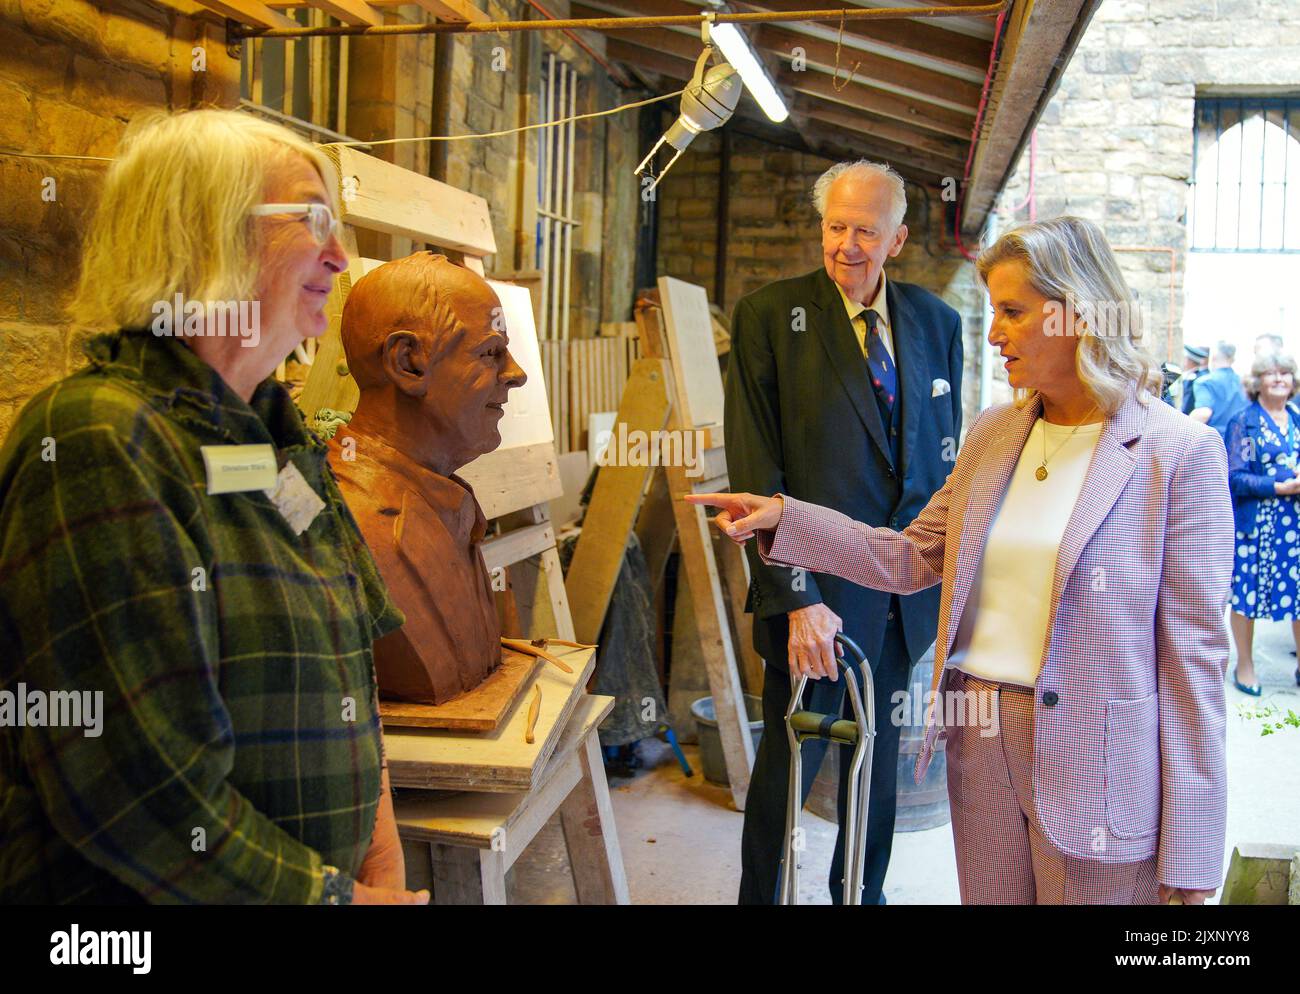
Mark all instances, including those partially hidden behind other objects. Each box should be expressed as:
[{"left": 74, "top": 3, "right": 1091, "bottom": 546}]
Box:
[
  {"left": 320, "top": 145, "right": 498, "bottom": 257},
  {"left": 776, "top": 65, "right": 973, "bottom": 141},
  {"left": 308, "top": 0, "right": 382, "bottom": 25},
  {"left": 196, "top": 0, "right": 297, "bottom": 29},
  {"left": 410, "top": 0, "right": 488, "bottom": 21},
  {"left": 961, "top": 0, "right": 1102, "bottom": 236},
  {"left": 757, "top": 24, "right": 981, "bottom": 110},
  {"left": 791, "top": 94, "right": 966, "bottom": 174},
  {"left": 581, "top": 2, "right": 981, "bottom": 143},
  {"left": 606, "top": 39, "right": 952, "bottom": 184},
  {"left": 788, "top": 92, "right": 967, "bottom": 163},
  {"left": 578, "top": 0, "right": 982, "bottom": 111},
  {"left": 734, "top": 0, "right": 991, "bottom": 73}
]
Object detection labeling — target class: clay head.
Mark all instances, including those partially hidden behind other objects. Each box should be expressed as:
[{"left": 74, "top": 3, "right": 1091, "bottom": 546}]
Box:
[{"left": 341, "top": 252, "right": 527, "bottom": 472}]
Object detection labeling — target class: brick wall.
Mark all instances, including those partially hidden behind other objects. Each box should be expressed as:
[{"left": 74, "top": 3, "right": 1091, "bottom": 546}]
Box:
[{"left": 0, "top": 0, "right": 240, "bottom": 441}]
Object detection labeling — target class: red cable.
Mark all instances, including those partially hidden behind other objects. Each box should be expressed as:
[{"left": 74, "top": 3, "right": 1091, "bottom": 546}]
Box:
[
  {"left": 524, "top": 0, "right": 626, "bottom": 84},
  {"left": 953, "top": 6, "right": 1009, "bottom": 261}
]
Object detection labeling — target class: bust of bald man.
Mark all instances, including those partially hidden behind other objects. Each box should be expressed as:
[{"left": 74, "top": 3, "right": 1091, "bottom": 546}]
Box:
[{"left": 328, "top": 252, "right": 527, "bottom": 704}]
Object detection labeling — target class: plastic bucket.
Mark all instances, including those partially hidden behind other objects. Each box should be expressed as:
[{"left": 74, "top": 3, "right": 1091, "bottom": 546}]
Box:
[{"left": 690, "top": 694, "right": 764, "bottom": 786}]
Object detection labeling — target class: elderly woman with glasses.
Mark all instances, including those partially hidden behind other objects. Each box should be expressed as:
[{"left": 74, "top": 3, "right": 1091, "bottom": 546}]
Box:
[
  {"left": 1225, "top": 351, "right": 1300, "bottom": 694},
  {"left": 0, "top": 109, "right": 426, "bottom": 906},
  {"left": 689, "top": 217, "right": 1233, "bottom": 905}
]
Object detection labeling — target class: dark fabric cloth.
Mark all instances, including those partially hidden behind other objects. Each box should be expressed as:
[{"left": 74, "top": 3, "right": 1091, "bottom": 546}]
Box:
[
  {"left": 0, "top": 330, "right": 403, "bottom": 904},
  {"left": 739, "top": 606, "right": 911, "bottom": 905},
  {"left": 1180, "top": 367, "right": 1208, "bottom": 415},
  {"left": 557, "top": 532, "right": 664, "bottom": 748},
  {"left": 590, "top": 534, "right": 664, "bottom": 747}
]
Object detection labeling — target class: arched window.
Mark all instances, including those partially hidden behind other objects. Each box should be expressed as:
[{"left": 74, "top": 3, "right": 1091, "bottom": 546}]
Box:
[{"left": 1189, "top": 98, "right": 1300, "bottom": 252}]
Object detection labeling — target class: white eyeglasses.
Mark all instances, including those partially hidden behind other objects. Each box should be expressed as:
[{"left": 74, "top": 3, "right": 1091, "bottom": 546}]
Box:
[{"left": 249, "top": 202, "right": 340, "bottom": 245}]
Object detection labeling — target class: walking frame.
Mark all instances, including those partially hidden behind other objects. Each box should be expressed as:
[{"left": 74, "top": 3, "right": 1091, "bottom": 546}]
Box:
[{"left": 778, "top": 633, "right": 876, "bottom": 906}]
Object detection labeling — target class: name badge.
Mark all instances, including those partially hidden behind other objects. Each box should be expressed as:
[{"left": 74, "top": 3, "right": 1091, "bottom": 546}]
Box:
[
  {"left": 201, "top": 444, "right": 278, "bottom": 495},
  {"left": 264, "top": 461, "right": 325, "bottom": 536}
]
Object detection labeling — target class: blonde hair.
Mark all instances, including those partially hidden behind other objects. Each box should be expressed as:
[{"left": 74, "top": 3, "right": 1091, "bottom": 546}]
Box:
[
  {"left": 70, "top": 108, "right": 336, "bottom": 330},
  {"left": 1244, "top": 352, "right": 1298, "bottom": 402},
  {"left": 812, "top": 159, "right": 907, "bottom": 229},
  {"left": 976, "top": 216, "right": 1163, "bottom": 415}
]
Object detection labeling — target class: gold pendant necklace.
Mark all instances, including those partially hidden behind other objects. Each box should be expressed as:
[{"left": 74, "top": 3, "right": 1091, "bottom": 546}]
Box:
[{"left": 1036, "top": 405, "right": 1100, "bottom": 481}]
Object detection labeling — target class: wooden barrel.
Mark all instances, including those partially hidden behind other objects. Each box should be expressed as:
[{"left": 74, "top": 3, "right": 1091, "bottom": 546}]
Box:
[{"left": 805, "top": 651, "right": 950, "bottom": 832}]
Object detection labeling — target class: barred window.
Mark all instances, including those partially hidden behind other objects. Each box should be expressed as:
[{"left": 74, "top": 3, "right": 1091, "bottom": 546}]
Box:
[{"left": 1189, "top": 97, "right": 1300, "bottom": 253}]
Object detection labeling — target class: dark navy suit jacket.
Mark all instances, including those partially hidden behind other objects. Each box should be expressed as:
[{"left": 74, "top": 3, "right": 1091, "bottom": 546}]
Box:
[{"left": 725, "top": 266, "right": 964, "bottom": 670}]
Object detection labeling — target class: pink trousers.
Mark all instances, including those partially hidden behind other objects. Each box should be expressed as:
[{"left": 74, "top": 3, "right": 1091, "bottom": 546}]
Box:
[{"left": 944, "top": 669, "right": 1160, "bottom": 905}]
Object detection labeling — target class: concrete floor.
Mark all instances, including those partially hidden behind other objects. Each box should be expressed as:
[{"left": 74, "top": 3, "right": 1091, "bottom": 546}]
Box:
[{"left": 506, "top": 615, "right": 1300, "bottom": 905}]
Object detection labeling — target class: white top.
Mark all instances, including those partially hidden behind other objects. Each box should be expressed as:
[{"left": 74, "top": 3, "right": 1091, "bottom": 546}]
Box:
[
  {"left": 954, "top": 417, "right": 1104, "bottom": 687},
  {"left": 835, "top": 271, "right": 894, "bottom": 361}
]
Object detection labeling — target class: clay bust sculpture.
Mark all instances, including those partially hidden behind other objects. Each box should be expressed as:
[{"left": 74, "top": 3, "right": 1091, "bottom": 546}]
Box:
[{"left": 329, "top": 252, "right": 527, "bottom": 704}]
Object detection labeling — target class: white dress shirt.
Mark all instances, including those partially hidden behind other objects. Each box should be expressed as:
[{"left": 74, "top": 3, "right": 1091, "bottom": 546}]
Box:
[
  {"left": 954, "top": 418, "right": 1104, "bottom": 687},
  {"left": 835, "top": 272, "right": 895, "bottom": 362}
]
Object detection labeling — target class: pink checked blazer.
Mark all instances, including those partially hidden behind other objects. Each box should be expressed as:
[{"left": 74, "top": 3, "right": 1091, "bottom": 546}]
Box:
[{"left": 758, "top": 390, "right": 1233, "bottom": 890}]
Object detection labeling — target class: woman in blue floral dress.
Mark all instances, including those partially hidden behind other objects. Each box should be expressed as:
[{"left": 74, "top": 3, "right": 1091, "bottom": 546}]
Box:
[{"left": 1226, "top": 352, "right": 1300, "bottom": 694}]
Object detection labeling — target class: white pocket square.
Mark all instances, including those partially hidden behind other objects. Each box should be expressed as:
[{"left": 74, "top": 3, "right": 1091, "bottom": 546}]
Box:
[{"left": 931, "top": 378, "right": 951, "bottom": 397}]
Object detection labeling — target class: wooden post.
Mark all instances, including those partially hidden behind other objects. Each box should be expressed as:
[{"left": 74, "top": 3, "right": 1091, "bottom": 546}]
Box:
[{"left": 565, "top": 359, "right": 671, "bottom": 645}]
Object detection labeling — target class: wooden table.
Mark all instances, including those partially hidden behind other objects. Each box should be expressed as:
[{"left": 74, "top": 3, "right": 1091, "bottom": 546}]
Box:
[{"left": 395, "top": 694, "right": 630, "bottom": 904}]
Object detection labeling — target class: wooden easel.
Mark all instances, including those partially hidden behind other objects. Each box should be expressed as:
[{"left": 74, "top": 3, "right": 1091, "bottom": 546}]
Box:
[
  {"left": 564, "top": 277, "right": 762, "bottom": 811},
  {"left": 301, "top": 145, "right": 627, "bottom": 903}
]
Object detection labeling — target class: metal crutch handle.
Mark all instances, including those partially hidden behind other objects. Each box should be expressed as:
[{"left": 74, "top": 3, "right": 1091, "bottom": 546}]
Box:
[{"left": 778, "top": 633, "right": 876, "bottom": 905}]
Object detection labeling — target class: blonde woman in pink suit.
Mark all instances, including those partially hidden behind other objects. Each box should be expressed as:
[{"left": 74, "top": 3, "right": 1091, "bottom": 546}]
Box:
[{"left": 689, "top": 216, "right": 1232, "bottom": 905}]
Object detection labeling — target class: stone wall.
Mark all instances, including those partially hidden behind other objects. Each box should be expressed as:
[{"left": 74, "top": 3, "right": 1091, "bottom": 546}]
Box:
[
  {"left": 996, "top": 0, "right": 1300, "bottom": 365},
  {"left": 0, "top": 0, "right": 240, "bottom": 441}
]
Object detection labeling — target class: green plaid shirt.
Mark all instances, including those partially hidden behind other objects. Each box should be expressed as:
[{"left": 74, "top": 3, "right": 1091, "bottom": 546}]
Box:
[{"left": 0, "top": 330, "right": 404, "bottom": 904}]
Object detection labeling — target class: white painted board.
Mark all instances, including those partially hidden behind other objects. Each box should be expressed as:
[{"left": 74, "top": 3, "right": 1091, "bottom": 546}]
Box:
[{"left": 657, "top": 275, "right": 724, "bottom": 429}]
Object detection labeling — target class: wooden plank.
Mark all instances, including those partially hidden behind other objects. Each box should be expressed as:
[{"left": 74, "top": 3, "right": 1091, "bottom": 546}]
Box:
[
  {"left": 394, "top": 694, "right": 615, "bottom": 851},
  {"left": 558, "top": 726, "right": 631, "bottom": 904},
  {"left": 487, "top": 280, "right": 554, "bottom": 450},
  {"left": 565, "top": 359, "right": 672, "bottom": 645},
  {"left": 481, "top": 520, "right": 555, "bottom": 573},
  {"left": 961, "top": 0, "right": 1101, "bottom": 236},
  {"left": 408, "top": 0, "right": 488, "bottom": 22},
  {"left": 460, "top": 442, "right": 563, "bottom": 520},
  {"left": 1221, "top": 843, "right": 1299, "bottom": 905},
  {"left": 385, "top": 647, "right": 597, "bottom": 791},
  {"left": 196, "top": 0, "right": 296, "bottom": 28},
  {"left": 658, "top": 276, "right": 725, "bottom": 430},
  {"left": 510, "top": 544, "right": 577, "bottom": 643},
  {"left": 776, "top": 66, "right": 974, "bottom": 141},
  {"left": 321, "top": 145, "right": 497, "bottom": 257},
  {"left": 667, "top": 455, "right": 753, "bottom": 810},
  {"left": 735, "top": 0, "right": 990, "bottom": 73},
  {"left": 379, "top": 649, "right": 542, "bottom": 731},
  {"left": 757, "top": 24, "right": 981, "bottom": 110},
  {"left": 304, "top": 0, "right": 381, "bottom": 24}
]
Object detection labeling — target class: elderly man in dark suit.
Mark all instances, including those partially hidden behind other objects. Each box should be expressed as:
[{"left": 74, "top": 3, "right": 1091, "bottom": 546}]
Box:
[{"left": 726, "top": 159, "right": 964, "bottom": 905}]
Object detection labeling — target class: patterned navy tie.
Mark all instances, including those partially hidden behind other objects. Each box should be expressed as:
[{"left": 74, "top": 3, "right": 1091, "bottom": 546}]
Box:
[{"left": 863, "top": 308, "right": 896, "bottom": 414}]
